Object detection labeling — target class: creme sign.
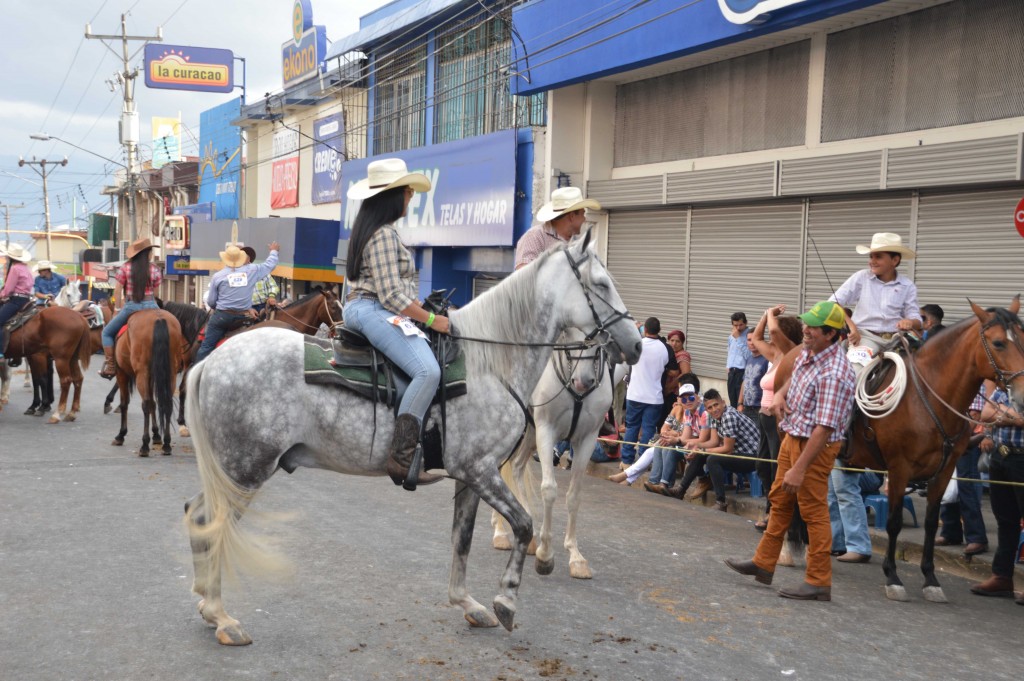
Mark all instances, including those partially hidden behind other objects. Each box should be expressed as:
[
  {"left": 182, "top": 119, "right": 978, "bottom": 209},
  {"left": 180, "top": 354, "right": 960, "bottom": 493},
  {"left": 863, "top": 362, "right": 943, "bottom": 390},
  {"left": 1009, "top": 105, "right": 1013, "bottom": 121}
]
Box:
[
  {"left": 282, "top": 0, "right": 326, "bottom": 88},
  {"left": 717, "top": 0, "right": 812, "bottom": 24},
  {"left": 144, "top": 44, "right": 234, "bottom": 93}
]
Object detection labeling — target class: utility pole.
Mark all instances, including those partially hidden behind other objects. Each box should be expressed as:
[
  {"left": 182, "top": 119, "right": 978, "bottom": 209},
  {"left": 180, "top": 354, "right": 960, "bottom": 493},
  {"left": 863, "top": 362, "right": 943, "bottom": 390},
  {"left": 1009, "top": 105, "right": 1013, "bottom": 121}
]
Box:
[
  {"left": 85, "top": 14, "right": 162, "bottom": 242},
  {"left": 0, "top": 201, "right": 25, "bottom": 249},
  {"left": 17, "top": 158, "right": 68, "bottom": 260}
]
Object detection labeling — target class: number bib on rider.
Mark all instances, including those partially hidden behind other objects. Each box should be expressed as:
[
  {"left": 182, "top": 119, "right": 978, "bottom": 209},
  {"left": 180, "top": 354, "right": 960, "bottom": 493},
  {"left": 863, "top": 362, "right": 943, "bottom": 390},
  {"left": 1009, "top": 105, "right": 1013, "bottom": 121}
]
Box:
[
  {"left": 227, "top": 272, "right": 249, "bottom": 288},
  {"left": 386, "top": 315, "right": 427, "bottom": 339},
  {"left": 847, "top": 345, "right": 875, "bottom": 367}
]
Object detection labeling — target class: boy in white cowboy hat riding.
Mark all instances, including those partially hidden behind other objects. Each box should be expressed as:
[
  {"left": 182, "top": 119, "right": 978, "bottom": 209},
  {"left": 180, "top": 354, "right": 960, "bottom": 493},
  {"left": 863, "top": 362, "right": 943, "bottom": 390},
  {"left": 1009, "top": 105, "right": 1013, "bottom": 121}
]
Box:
[
  {"left": 196, "top": 228, "right": 279, "bottom": 364},
  {"left": 343, "top": 158, "right": 451, "bottom": 488},
  {"left": 514, "top": 186, "right": 601, "bottom": 270},
  {"left": 33, "top": 260, "right": 68, "bottom": 306},
  {"left": 829, "top": 232, "right": 922, "bottom": 357},
  {"left": 0, "top": 244, "right": 35, "bottom": 366}
]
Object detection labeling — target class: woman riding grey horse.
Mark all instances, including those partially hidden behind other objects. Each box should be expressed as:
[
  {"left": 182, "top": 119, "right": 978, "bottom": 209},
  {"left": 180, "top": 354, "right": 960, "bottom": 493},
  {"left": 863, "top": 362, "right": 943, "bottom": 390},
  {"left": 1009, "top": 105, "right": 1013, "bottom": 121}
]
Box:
[{"left": 342, "top": 158, "right": 451, "bottom": 487}]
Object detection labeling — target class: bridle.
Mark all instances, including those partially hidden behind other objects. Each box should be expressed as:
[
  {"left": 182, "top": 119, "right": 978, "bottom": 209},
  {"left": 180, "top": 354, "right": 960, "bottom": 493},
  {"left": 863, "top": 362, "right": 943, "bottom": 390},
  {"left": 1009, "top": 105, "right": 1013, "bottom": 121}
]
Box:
[
  {"left": 563, "top": 249, "right": 634, "bottom": 344},
  {"left": 979, "top": 313, "right": 1024, "bottom": 401},
  {"left": 272, "top": 292, "right": 343, "bottom": 337}
]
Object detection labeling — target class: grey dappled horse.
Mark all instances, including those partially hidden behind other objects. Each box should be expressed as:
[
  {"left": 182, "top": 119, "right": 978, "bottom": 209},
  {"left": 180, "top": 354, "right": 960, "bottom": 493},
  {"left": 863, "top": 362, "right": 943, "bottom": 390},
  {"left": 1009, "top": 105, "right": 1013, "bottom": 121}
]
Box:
[
  {"left": 182, "top": 232, "right": 642, "bottom": 645},
  {"left": 491, "top": 329, "right": 629, "bottom": 579}
]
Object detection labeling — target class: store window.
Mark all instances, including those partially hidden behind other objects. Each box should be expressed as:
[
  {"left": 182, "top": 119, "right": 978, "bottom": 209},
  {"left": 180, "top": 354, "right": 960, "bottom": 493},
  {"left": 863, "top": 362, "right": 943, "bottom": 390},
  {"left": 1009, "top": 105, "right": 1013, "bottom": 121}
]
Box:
[{"left": 373, "top": 44, "right": 428, "bottom": 154}]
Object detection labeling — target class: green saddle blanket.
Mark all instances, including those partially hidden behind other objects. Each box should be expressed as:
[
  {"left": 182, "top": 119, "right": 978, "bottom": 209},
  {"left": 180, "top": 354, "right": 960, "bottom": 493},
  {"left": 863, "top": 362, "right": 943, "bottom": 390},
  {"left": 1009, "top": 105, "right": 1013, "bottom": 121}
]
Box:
[{"left": 302, "top": 338, "right": 467, "bottom": 406}]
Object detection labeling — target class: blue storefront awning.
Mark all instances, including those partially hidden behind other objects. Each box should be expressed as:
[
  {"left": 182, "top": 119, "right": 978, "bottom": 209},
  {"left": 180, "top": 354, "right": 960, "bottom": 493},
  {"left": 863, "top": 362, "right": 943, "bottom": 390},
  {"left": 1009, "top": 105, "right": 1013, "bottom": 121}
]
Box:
[{"left": 325, "top": 0, "right": 464, "bottom": 61}]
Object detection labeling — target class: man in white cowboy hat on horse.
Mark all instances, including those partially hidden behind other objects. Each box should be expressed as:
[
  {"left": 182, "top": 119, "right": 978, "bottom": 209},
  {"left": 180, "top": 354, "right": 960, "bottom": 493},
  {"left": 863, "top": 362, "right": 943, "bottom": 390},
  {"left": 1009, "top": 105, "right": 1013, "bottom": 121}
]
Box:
[
  {"left": 196, "top": 231, "right": 279, "bottom": 363},
  {"left": 32, "top": 260, "right": 67, "bottom": 306},
  {"left": 829, "top": 232, "right": 922, "bottom": 358},
  {"left": 514, "top": 186, "right": 601, "bottom": 270},
  {"left": 0, "top": 244, "right": 35, "bottom": 366}
]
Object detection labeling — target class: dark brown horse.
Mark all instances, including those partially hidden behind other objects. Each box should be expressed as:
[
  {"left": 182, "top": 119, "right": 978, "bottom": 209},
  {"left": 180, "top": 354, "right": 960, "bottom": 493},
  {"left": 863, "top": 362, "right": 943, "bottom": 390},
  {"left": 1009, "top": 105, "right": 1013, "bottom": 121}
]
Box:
[
  {"left": 1, "top": 306, "right": 92, "bottom": 423},
  {"left": 773, "top": 298, "right": 1024, "bottom": 602},
  {"left": 111, "top": 309, "right": 184, "bottom": 457}
]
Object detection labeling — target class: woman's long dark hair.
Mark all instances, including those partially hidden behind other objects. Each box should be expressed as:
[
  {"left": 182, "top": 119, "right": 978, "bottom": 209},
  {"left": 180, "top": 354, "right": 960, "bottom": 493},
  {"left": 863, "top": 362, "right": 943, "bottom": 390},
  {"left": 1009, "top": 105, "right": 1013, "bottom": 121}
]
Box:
[
  {"left": 129, "top": 248, "right": 153, "bottom": 303},
  {"left": 345, "top": 187, "right": 408, "bottom": 279}
]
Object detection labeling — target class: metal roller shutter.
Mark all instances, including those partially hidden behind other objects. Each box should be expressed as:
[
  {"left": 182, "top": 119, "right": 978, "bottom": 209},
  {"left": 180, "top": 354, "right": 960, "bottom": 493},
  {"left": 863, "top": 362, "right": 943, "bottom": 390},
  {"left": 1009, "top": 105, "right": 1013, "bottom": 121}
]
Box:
[
  {"left": 804, "top": 195, "right": 913, "bottom": 307},
  {"left": 915, "top": 188, "right": 1024, "bottom": 323},
  {"left": 472, "top": 274, "right": 505, "bottom": 299},
  {"left": 606, "top": 209, "right": 687, "bottom": 334},
  {"left": 687, "top": 202, "right": 804, "bottom": 379}
]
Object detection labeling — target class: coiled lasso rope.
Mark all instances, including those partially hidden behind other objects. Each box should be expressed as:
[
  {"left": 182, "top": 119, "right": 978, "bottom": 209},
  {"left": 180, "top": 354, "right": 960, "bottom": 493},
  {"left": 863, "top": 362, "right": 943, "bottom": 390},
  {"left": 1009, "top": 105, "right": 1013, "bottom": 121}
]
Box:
[{"left": 855, "top": 352, "right": 908, "bottom": 418}]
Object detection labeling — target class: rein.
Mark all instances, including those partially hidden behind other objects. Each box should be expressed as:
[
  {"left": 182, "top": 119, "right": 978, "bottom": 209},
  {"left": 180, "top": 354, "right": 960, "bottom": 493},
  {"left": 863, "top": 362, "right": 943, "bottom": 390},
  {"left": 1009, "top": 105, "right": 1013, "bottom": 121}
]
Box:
[{"left": 273, "top": 294, "right": 342, "bottom": 335}]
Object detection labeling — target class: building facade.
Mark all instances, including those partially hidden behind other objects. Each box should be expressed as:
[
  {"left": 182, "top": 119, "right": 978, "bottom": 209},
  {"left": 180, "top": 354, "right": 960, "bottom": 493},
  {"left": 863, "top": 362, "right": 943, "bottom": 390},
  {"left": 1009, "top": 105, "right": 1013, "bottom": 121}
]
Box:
[{"left": 512, "top": 0, "right": 1024, "bottom": 383}]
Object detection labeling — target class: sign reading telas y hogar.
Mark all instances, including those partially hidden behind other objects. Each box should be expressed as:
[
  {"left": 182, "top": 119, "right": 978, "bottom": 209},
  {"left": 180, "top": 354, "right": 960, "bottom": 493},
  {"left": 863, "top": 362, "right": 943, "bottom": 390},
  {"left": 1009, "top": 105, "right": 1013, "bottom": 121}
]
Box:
[{"left": 341, "top": 129, "right": 516, "bottom": 248}]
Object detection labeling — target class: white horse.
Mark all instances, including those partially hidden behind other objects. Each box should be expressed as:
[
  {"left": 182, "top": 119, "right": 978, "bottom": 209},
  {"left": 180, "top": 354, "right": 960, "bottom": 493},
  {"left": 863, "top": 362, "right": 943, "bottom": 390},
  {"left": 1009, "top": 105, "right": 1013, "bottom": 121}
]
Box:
[
  {"left": 182, "top": 232, "right": 642, "bottom": 645},
  {"left": 491, "top": 329, "right": 629, "bottom": 579},
  {"left": 52, "top": 280, "right": 82, "bottom": 308}
]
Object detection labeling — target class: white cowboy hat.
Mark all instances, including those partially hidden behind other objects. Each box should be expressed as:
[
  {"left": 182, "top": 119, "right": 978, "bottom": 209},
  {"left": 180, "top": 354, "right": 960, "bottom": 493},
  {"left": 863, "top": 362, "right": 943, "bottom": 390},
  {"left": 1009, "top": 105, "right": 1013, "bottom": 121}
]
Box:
[
  {"left": 346, "top": 158, "right": 431, "bottom": 201},
  {"left": 36, "top": 260, "right": 55, "bottom": 271},
  {"left": 855, "top": 232, "right": 916, "bottom": 260},
  {"left": 1, "top": 243, "right": 32, "bottom": 263},
  {"left": 536, "top": 187, "right": 601, "bottom": 223}
]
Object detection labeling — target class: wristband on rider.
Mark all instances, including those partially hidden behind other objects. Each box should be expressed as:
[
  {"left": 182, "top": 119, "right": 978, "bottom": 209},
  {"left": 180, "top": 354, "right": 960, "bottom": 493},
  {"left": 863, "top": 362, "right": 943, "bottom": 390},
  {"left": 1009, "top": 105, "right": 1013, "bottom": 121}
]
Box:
[{"left": 426, "top": 312, "right": 436, "bottom": 328}]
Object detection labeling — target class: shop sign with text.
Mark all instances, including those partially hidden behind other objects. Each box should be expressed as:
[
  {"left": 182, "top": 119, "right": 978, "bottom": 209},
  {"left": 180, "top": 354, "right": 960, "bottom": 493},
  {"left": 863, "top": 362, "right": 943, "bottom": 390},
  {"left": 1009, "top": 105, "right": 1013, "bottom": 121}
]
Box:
[
  {"left": 144, "top": 44, "right": 234, "bottom": 93},
  {"left": 282, "top": 0, "right": 327, "bottom": 88}
]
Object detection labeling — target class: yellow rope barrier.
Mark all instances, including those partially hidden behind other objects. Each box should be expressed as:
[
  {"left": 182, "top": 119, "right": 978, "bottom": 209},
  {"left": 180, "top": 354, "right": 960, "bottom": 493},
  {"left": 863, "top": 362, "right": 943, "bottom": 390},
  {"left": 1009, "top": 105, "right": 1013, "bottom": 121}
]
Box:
[{"left": 594, "top": 436, "right": 1024, "bottom": 488}]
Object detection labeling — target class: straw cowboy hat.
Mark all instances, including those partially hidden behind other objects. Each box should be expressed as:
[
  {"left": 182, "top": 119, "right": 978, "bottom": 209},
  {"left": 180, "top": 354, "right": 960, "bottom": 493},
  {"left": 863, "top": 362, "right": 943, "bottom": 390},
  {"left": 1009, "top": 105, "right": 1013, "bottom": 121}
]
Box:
[
  {"left": 536, "top": 186, "right": 601, "bottom": 223},
  {"left": 0, "top": 243, "right": 32, "bottom": 263},
  {"left": 347, "top": 158, "right": 431, "bottom": 201},
  {"left": 35, "top": 260, "right": 55, "bottom": 272},
  {"left": 855, "top": 232, "right": 916, "bottom": 260},
  {"left": 125, "top": 238, "right": 153, "bottom": 260}
]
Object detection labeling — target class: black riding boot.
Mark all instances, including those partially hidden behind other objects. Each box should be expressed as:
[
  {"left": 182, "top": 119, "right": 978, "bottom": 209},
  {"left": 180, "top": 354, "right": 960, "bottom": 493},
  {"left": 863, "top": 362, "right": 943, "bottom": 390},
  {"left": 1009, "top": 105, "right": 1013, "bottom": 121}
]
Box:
[{"left": 386, "top": 413, "right": 443, "bottom": 487}]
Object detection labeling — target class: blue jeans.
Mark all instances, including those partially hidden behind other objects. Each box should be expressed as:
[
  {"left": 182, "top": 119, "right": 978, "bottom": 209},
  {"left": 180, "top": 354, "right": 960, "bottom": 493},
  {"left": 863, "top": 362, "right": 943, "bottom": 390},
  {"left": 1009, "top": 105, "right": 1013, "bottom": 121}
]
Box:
[
  {"left": 195, "top": 309, "right": 250, "bottom": 362},
  {"left": 707, "top": 453, "right": 757, "bottom": 503},
  {"left": 651, "top": 447, "right": 684, "bottom": 486},
  {"left": 101, "top": 300, "right": 159, "bottom": 348},
  {"left": 621, "top": 400, "right": 661, "bottom": 465},
  {"left": 939, "top": 446, "right": 988, "bottom": 545},
  {"left": 560, "top": 439, "right": 618, "bottom": 464},
  {"left": 342, "top": 298, "right": 440, "bottom": 421},
  {"left": 0, "top": 295, "right": 32, "bottom": 356},
  {"left": 828, "top": 465, "right": 872, "bottom": 555}
]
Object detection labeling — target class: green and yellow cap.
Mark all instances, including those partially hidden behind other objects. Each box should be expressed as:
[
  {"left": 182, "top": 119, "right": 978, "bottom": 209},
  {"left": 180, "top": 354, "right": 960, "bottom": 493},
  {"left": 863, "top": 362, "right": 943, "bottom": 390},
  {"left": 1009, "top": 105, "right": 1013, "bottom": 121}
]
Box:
[{"left": 799, "top": 301, "right": 846, "bottom": 329}]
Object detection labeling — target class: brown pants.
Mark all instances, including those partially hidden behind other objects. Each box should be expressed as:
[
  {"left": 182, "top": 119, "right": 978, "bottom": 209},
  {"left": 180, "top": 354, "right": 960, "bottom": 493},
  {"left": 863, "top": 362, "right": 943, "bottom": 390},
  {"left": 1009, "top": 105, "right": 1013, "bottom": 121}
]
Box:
[{"left": 753, "top": 434, "right": 842, "bottom": 587}]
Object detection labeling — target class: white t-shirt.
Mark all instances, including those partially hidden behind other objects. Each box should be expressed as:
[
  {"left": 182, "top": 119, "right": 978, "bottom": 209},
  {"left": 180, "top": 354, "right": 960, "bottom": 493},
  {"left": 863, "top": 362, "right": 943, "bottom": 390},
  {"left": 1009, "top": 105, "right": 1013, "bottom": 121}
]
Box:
[{"left": 626, "top": 336, "right": 670, "bottom": 405}]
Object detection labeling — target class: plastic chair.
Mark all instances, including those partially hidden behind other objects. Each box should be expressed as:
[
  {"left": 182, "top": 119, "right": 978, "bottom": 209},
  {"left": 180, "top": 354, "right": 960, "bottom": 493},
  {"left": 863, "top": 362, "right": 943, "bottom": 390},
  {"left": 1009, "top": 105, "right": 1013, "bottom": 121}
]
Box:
[
  {"left": 863, "top": 494, "right": 919, "bottom": 529},
  {"left": 748, "top": 473, "right": 764, "bottom": 498}
]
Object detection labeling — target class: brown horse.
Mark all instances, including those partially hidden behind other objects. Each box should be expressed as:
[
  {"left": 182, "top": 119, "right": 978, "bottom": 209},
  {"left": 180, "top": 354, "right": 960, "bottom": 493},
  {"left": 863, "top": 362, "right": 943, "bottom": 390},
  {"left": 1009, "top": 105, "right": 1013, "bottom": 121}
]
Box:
[
  {"left": 773, "top": 298, "right": 1024, "bottom": 602},
  {"left": 1, "top": 306, "right": 92, "bottom": 423},
  {"left": 111, "top": 309, "right": 184, "bottom": 457}
]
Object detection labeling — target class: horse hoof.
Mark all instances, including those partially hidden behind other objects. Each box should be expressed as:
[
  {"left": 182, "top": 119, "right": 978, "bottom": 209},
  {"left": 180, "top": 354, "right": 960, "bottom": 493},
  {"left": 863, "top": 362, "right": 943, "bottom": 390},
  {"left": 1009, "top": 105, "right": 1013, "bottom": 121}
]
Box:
[
  {"left": 103, "top": 403, "right": 112, "bottom": 415},
  {"left": 464, "top": 606, "right": 499, "bottom": 628},
  {"left": 112, "top": 439, "right": 123, "bottom": 446},
  {"left": 23, "top": 407, "right": 36, "bottom": 416},
  {"left": 526, "top": 537, "right": 538, "bottom": 556},
  {"left": 492, "top": 535, "right": 513, "bottom": 551},
  {"left": 114, "top": 405, "right": 122, "bottom": 414},
  {"left": 48, "top": 415, "right": 60, "bottom": 424},
  {"left": 535, "top": 557, "right": 555, "bottom": 576},
  {"left": 215, "top": 624, "right": 252, "bottom": 646},
  {"left": 885, "top": 585, "right": 911, "bottom": 602},
  {"left": 179, "top": 425, "right": 190, "bottom": 438},
  {"left": 162, "top": 448, "right": 172, "bottom": 456},
  {"left": 569, "top": 560, "right": 593, "bottom": 580},
  {"left": 922, "top": 586, "right": 948, "bottom": 603},
  {"left": 138, "top": 450, "right": 150, "bottom": 458},
  {"left": 493, "top": 595, "right": 516, "bottom": 632},
  {"left": 64, "top": 413, "right": 76, "bottom": 422}
]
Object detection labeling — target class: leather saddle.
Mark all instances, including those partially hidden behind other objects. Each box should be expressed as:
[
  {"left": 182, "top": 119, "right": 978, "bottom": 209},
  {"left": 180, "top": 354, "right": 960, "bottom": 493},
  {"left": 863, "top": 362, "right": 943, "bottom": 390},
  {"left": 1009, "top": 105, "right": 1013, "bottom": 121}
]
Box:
[
  {"left": 72, "top": 301, "right": 106, "bottom": 329},
  {"left": 303, "top": 324, "right": 466, "bottom": 413},
  {"left": 1, "top": 301, "right": 41, "bottom": 352}
]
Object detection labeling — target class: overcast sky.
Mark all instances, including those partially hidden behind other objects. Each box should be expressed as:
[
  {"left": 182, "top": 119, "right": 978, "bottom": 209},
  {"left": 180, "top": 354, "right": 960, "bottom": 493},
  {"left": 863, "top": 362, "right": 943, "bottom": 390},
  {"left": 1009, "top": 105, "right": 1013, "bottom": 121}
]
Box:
[{"left": 0, "top": 0, "right": 391, "bottom": 241}]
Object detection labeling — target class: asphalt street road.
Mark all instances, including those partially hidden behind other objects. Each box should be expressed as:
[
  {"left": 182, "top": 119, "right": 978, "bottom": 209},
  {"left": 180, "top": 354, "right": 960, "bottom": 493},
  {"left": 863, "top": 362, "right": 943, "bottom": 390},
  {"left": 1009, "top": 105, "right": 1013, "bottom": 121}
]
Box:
[{"left": 1, "top": 369, "right": 1019, "bottom": 681}]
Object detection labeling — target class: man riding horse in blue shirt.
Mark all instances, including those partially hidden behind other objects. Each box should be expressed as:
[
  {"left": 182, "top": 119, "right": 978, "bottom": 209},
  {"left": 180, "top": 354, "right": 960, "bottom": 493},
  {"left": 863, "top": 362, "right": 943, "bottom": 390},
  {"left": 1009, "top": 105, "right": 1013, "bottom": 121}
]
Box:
[{"left": 33, "top": 261, "right": 67, "bottom": 305}]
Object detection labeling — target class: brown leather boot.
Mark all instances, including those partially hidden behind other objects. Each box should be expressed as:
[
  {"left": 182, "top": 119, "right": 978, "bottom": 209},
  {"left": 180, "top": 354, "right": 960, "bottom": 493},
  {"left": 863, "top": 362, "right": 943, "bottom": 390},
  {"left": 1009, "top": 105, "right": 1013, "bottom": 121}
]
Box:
[
  {"left": 386, "top": 413, "right": 442, "bottom": 487},
  {"left": 970, "top": 574, "right": 1015, "bottom": 597},
  {"left": 98, "top": 346, "right": 117, "bottom": 379}
]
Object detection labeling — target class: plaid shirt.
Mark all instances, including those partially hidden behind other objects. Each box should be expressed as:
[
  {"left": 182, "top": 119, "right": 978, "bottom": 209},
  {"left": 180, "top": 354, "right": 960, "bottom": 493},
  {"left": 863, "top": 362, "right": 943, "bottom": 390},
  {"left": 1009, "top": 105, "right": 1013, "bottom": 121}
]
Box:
[
  {"left": 989, "top": 389, "right": 1024, "bottom": 448},
  {"left": 514, "top": 222, "right": 565, "bottom": 269},
  {"left": 710, "top": 405, "right": 762, "bottom": 456},
  {"left": 252, "top": 275, "right": 280, "bottom": 305},
  {"left": 781, "top": 341, "right": 856, "bottom": 442},
  {"left": 114, "top": 262, "right": 162, "bottom": 300},
  {"left": 348, "top": 225, "right": 417, "bottom": 313}
]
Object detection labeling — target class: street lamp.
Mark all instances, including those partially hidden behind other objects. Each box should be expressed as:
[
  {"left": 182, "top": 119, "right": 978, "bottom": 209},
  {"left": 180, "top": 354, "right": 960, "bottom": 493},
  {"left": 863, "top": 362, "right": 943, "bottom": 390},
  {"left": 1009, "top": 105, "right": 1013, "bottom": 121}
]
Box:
[
  {"left": 18, "top": 149, "right": 68, "bottom": 261},
  {"left": 30, "top": 133, "right": 135, "bottom": 244}
]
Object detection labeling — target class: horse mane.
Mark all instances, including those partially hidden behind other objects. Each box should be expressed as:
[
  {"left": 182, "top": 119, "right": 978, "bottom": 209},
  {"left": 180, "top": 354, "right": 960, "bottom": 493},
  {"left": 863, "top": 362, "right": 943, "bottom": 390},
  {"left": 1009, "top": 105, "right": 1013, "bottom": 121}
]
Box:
[
  {"left": 291, "top": 289, "right": 325, "bottom": 307},
  {"left": 451, "top": 246, "right": 555, "bottom": 380},
  {"left": 160, "top": 301, "right": 210, "bottom": 345}
]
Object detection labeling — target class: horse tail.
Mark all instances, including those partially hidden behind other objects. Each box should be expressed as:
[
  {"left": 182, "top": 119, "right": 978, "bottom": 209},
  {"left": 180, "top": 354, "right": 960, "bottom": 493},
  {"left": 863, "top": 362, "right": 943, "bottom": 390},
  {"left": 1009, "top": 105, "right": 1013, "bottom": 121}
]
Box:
[
  {"left": 183, "top": 361, "right": 288, "bottom": 585},
  {"left": 72, "top": 316, "right": 92, "bottom": 371},
  {"left": 150, "top": 318, "right": 174, "bottom": 428}
]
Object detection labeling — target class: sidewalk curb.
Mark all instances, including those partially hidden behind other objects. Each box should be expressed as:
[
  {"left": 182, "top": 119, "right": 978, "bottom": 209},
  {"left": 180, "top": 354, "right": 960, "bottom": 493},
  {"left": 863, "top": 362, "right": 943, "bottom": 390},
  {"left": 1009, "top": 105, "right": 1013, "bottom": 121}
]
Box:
[{"left": 585, "top": 461, "right": 1024, "bottom": 583}]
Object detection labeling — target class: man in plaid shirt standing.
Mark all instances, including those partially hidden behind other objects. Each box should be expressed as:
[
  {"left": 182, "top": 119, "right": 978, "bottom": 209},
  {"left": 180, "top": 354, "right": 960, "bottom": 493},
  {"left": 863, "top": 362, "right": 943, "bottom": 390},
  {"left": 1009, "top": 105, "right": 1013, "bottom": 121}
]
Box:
[{"left": 725, "top": 301, "right": 855, "bottom": 601}]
